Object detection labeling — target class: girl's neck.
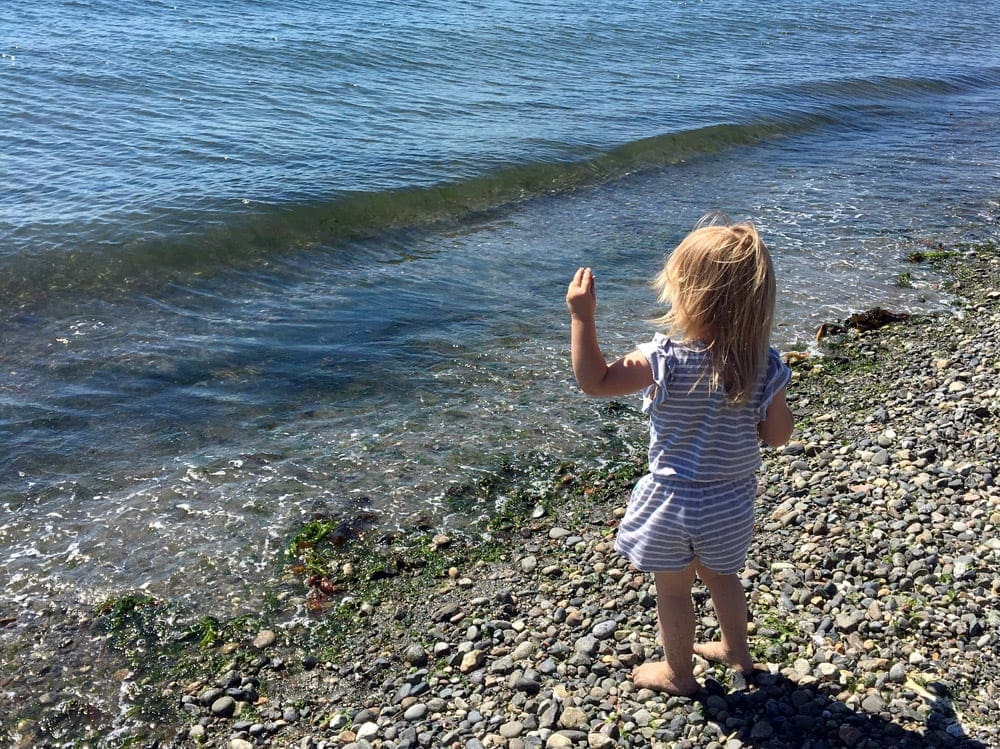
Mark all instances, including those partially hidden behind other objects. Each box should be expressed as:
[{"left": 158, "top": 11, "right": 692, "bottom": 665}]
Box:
[
  {"left": 679, "top": 336, "right": 711, "bottom": 351},
  {"left": 679, "top": 327, "right": 715, "bottom": 348}
]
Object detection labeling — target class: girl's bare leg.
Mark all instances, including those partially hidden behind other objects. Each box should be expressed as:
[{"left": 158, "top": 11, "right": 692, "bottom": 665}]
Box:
[
  {"left": 632, "top": 564, "right": 699, "bottom": 695},
  {"left": 692, "top": 564, "right": 755, "bottom": 674}
]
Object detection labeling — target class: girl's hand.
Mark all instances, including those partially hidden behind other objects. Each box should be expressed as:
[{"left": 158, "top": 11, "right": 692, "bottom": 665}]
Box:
[{"left": 566, "top": 267, "right": 597, "bottom": 319}]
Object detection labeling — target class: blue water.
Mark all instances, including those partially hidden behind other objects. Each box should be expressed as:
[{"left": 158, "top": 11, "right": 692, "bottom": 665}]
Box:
[{"left": 2, "top": 0, "right": 999, "bottom": 622}]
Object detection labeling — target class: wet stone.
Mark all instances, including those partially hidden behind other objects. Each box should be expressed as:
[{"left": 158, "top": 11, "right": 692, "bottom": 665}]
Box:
[{"left": 252, "top": 630, "right": 277, "bottom": 649}]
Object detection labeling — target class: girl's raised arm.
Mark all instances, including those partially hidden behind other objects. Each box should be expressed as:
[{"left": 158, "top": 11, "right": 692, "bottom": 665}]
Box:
[{"left": 566, "top": 268, "right": 654, "bottom": 397}]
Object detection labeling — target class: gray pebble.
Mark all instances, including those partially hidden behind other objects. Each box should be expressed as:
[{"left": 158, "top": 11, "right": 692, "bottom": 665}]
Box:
[
  {"left": 403, "top": 703, "right": 427, "bottom": 721},
  {"left": 591, "top": 619, "right": 617, "bottom": 640},
  {"left": 210, "top": 695, "right": 235, "bottom": 717}
]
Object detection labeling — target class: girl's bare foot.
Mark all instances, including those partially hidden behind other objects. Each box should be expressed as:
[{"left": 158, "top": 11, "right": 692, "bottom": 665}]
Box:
[
  {"left": 631, "top": 662, "right": 699, "bottom": 696},
  {"left": 693, "top": 641, "right": 754, "bottom": 674}
]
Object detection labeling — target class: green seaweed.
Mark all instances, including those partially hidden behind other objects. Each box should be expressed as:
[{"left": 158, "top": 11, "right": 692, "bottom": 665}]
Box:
[
  {"left": 282, "top": 447, "right": 645, "bottom": 604},
  {"left": 906, "top": 249, "right": 957, "bottom": 263},
  {"left": 87, "top": 593, "right": 273, "bottom": 745},
  {"left": 94, "top": 593, "right": 166, "bottom": 659}
]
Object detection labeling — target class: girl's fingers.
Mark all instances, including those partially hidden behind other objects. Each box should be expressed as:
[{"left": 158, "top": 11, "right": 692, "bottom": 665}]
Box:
[
  {"left": 569, "top": 267, "right": 584, "bottom": 291},
  {"left": 569, "top": 267, "right": 595, "bottom": 297}
]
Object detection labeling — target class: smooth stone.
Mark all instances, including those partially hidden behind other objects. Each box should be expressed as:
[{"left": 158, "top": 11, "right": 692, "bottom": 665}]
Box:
[
  {"left": 888, "top": 663, "right": 908, "bottom": 683},
  {"left": 403, "top": 703, "right": 428, "bottom": 721},
  {"left": 749, "top": 720, "right": 774, "bottom": 740},
  {"left": 513, "top": 675, "right": 541, "bottom": 695},
  {"left": 460, "top": 650, "right": 485, "bottom": 673},
  {"left": 591, "top": 620, "right": 617, "bottom": 640},
  {"left": 588, "top": 734, "right": 616, "bottom": 749},
  {"left": 512, "top": 641, "right": 536, "bottom": 660},
  {"left": 558, "top": 706, "right": 589, "bottom": 730},
  {"left": 404, "top": 644, "right": 428, "bottom": 667},
  {"left": 574, "top": 636, "right": 599, "bottom": 656},
  {"left": 252, "top": 630, "right": 277, "bottom": 649},
  {"left": 816, "top": 663, "right": 839, "bottom": 678},
  {"left": 499, "top": 720, "right": 524, "bottom": 738},
  {"left": 861, "top": 693, "right": 886, "bottom": 714},
  {"left": 356, "top": 721, "right": 379, "bottom": 740},
  {"left": 211, "top": 696, "right": 236, "bottom": 717}
]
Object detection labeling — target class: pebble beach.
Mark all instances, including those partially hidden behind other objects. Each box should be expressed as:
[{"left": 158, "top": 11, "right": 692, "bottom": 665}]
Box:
[
  {"left": 5, "top": 243, "right": 998, "bottom": 748},
  {"left": 167, "top": 244, "right": 998, "bottom": 749}
]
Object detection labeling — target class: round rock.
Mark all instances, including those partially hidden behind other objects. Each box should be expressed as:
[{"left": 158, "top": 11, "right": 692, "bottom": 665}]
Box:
[
  {"left": 403, "top": 703, "right": 428, "bottom": 721},
  {"left": 404, "top": 643, "right": 428, "bottom": 667},
  {"left": 211, "top": 695, "right": 236, "bottom": 717},
  {"left": 592, "top": 619, "right": 617, "bottom": 640}
]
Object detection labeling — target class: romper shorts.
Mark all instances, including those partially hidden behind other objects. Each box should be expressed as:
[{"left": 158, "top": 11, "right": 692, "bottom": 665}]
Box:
[{"left": 614, "top": 473, "right": 757, "bottom": 575}]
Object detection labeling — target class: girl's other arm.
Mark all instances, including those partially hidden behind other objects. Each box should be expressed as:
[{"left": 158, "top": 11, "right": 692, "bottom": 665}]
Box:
[
  {"left": 566, "top": 267, "right": 653, "bottom": 397},
  {"left": 758, "top": 387, "right": 794, "bottom": 446}
]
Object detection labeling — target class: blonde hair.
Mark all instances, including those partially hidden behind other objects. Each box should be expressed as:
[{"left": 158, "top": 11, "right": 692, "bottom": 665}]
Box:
[{"left": 652, "top": 215, "right": 776, "bottom": 404}]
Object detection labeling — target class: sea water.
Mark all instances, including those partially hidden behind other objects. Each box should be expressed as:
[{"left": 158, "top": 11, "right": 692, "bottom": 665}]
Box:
[{"left": 2, "top": 0, "right": 999, "bottom": 621}]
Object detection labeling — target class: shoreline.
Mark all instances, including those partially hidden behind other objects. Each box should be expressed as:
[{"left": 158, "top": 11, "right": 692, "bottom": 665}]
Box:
[{"left": 3, "top": 241, "right": 998, "bottom": 748}]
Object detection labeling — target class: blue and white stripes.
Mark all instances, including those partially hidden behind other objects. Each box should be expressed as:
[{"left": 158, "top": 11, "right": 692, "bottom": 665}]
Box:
[
  {"left": 614, "top": 335, "right": 791, "bottom": 573},
  {"left": 638, "top": 335, "right": 790, "bottom": 481},
  {"left": 615, "top": 474, "right": 757, "bottom": 574}
]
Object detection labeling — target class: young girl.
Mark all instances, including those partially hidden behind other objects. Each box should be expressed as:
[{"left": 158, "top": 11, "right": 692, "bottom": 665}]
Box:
[{"left": 566, "top": 217, "right": 794, "bottom": 696}]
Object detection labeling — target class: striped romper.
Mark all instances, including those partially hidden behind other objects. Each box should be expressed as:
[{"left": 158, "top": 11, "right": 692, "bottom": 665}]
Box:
[{"left": 614, "top": 334, "right": 791, "bottom": 575}]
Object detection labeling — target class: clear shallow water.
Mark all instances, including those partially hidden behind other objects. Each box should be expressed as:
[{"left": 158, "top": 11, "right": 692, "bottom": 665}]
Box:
[{"left": 2, "top": 0, "right": 1000, "bottom": 617}]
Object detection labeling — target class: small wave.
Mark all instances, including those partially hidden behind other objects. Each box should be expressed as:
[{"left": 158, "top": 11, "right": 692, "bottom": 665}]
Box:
[
  {"left": 0, "top": 119, "right": 810, "bottom": 303},
  {"left": 6, "top": 63, "right": 998, "bottom": 304},
  {"left": 777, "top": 65, "right": 1000, "bottom": 113}
]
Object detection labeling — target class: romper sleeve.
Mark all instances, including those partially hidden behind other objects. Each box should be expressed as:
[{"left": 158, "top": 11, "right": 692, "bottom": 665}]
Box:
[
  {"left": 636, "top": 333, "right": 676, "bottom": 414},
  {"left": 757, "top": 347, "right": 792, "bottom": 421}
]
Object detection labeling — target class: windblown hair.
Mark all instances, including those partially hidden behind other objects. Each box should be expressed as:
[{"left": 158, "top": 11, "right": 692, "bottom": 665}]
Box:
[{"left": 652, "top": 215, "right": 776, "bottom": 404}]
